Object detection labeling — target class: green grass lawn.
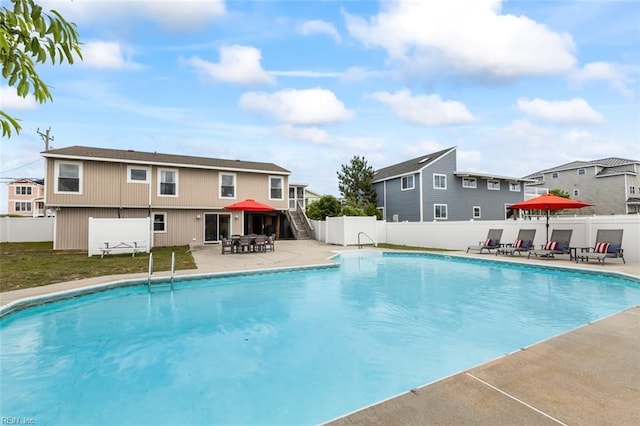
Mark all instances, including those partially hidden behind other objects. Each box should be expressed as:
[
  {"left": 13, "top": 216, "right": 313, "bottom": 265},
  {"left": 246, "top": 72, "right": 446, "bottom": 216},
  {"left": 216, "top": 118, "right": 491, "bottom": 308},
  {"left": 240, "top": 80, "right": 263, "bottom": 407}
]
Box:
[{"left": 0, "top": 242, "right": 197, "bottom": 292}]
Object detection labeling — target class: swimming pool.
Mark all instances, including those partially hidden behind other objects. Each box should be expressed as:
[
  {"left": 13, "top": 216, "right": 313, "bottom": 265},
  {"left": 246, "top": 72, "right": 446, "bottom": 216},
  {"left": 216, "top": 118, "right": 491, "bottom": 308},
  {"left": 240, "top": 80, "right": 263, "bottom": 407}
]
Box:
[{"left": 1, "top": 251, "right": 639, "bottom": 425}]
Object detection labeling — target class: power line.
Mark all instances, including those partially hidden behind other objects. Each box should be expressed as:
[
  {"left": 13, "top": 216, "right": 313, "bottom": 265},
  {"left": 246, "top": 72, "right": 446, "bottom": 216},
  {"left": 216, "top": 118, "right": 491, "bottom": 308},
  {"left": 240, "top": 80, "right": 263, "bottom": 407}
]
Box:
[{"left": 0, "top": 158, "right": 43, "bottom": 175}]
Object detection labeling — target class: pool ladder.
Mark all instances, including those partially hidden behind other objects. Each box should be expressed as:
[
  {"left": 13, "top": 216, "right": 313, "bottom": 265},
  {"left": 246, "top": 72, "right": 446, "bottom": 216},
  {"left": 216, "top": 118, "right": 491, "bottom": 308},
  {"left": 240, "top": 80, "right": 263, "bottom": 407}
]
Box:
[
  {"left": 357, "top": 232, "right": 377, "bottom": 249},
  {"left": 147, "top": 252, "right": 176, "bottom": 292}
]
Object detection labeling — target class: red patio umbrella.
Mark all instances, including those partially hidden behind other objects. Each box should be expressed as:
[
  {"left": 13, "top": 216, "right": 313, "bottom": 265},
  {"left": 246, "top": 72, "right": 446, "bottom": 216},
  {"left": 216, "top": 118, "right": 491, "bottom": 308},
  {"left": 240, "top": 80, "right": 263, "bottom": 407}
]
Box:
[
  {"left": 509, "top": 193, "right": 592, "bottom": 240},
  {"left": 224, "top": 198, "right": 275, "bottom": 212}
]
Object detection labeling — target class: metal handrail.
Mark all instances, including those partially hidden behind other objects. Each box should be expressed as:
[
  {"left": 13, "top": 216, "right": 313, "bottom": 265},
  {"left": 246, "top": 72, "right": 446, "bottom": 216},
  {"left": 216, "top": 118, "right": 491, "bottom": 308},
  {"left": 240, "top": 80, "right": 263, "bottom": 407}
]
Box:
[
  {"left": 147, "top": 252, "right": 153, "bottom": 292},
  {"left": 357, "top": 232, "right": 376, "bottom": 249},
  {"left": 170, "top": 252, "right": 175, "bottom": 290}
]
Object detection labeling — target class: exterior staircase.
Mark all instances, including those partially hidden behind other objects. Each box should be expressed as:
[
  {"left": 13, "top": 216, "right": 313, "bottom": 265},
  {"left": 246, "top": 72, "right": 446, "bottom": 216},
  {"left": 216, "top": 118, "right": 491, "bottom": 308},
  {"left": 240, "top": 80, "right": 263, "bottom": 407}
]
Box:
[{"left": 286, "top": 205, "right": 313, "bottom": 240}]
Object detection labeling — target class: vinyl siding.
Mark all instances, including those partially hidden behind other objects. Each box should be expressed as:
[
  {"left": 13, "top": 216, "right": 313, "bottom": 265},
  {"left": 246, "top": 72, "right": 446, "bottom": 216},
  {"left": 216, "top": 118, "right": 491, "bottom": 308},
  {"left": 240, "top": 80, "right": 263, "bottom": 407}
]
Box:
[
  {"left": 45, "top": 159, "right": 289, "bottom": 210},
  {"left": 538, "top": 167, "right": 628, "bottom": 215},
  {"left": 381, "top": 176, "right": 421, "bottom": 222},
  {"left": 422, "top": 151, "right": 457, "bottom": 221}
]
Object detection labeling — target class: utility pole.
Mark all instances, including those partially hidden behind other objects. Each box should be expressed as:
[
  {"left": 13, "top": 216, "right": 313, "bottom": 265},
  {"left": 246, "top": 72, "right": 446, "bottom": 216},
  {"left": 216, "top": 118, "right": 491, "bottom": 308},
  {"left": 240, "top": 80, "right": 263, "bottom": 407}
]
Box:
[{"left": 37, "top": 127, "right": 54, "bottom": 151}]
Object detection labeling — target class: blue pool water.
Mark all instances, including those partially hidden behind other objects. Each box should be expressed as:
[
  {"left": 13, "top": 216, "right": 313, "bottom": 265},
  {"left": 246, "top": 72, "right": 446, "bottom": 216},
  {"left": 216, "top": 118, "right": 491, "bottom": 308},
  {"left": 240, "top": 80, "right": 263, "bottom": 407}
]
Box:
[{"left": 1, "top": 251, "right": 639, "bottom": 425}]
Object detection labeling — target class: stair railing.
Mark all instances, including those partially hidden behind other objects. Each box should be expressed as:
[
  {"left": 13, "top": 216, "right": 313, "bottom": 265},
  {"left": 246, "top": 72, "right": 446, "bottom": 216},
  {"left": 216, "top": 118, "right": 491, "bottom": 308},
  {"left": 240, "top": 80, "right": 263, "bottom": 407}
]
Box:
[{"left": 296, "top": 201, "right": 315, "bottom": 239}]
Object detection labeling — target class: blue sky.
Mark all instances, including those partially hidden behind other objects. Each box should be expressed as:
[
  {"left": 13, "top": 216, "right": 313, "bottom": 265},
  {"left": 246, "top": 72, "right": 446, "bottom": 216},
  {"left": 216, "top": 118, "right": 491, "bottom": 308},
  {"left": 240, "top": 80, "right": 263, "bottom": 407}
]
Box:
[{"left": 1, "top": 0, "right": 638, "bottom": 213}]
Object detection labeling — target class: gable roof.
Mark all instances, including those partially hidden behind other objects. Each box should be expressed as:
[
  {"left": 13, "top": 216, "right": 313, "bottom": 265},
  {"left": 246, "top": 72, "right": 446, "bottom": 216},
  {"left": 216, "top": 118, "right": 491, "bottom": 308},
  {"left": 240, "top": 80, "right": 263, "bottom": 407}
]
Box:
[
  {"left": 373, "top": 147, "right": 455, "bottom": 182},
  {"left": 524, "top": 157, "right": 638, "bottom": 178},
  {"left": 9, "top": 178, "right": 44, "bottom": 186},
  {"left": 41, "top": 145, "right": 290, "bottom": 175}
]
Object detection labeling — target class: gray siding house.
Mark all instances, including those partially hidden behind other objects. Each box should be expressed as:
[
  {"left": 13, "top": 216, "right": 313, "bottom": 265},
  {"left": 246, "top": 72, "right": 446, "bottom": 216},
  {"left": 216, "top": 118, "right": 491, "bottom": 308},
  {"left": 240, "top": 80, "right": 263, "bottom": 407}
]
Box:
[
  {"left": 524, "top": 157, "right": 640, "bottom": 215},
  {"left": 374, "top": 147, "right": 532, "bottom": 222}
]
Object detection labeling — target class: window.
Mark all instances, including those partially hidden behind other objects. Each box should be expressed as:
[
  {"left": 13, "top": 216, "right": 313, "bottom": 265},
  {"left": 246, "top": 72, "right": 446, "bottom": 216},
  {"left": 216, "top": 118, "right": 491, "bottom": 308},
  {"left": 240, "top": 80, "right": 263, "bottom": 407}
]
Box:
[
  {"left": 551, "top": 172, "right": 559, "bottom": 178},
  {"left": 577, "top": 168, "right": 586, "bottom": 176},
  {"left": 270, "top": 176, "right": 283, "bottom": 200},
  {"left": 473, "top": 206, "right": 481, "bottom": 218},
  {"left": 433, "top": 174, "right": 447, "bottom": 190},
  {"left": 487, "top": 180, "right": 500, "bottom": 190},
  {"left": 434, "top": 204, "right": 448, "bottom": 219},
  {"left": 158, "top": 169, "right": 178, "bottom": 196},
  {"left": 509, "top": 182, "right": 521, "bottom": 192},
  {"left": 220, "top": 173, "right": 236, "bottom": 198},
  {"left": 127, "top": 166, "right": 150, "bottom": 183},
  {"left": 15, "top": 201, "right": 32, "bottom": 212},
  {"left": 462, "top": 177, "right": 477, "bottom": 188},
  {"left": 629, "top": 186, "right": 636, "bottom": 195},
  {"left": 573, "top": 189, "right": 580, "bottom": 197},
  {"left": 15, "top": 186, "right": 32, "bottom": 195},
  {"left": 55, "top": 161, "right": 82, "bottom": 193},
  {"left": 153, "top": 213, "right": 167, "bottom": 233},
  {"left": 401, "top": 175, "right": 414, "bottom": 190}
]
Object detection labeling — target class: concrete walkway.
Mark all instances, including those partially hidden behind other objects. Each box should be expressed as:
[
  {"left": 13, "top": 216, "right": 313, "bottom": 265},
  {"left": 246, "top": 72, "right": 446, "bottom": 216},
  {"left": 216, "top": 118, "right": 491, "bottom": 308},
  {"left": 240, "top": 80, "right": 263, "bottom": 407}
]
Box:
[{"left": 2, "top": 241, "right": 639, "bottom": 425}]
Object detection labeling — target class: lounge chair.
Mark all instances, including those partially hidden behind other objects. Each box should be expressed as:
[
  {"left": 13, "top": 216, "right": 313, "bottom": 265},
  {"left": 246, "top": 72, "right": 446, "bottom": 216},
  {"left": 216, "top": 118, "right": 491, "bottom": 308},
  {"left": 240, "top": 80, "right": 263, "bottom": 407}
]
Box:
[
  {"left": 528, "top": 229, "right": 573, "bottom": 259},
  {"left": 496, "top": 229, "right": 536, "bottom": 256},
  {"left": 581, "top": 229, "right": 625, "bottom": 264},
  {"left": 467, "top": 229, "right": 503, "bottom": 254}
]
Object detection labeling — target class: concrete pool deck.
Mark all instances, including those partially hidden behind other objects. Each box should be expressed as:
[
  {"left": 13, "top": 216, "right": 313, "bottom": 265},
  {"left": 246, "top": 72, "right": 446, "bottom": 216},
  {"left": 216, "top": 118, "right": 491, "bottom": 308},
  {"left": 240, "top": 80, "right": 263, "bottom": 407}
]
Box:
[{"left": 2, "top": 240, "right": 639, "bottom": 425}]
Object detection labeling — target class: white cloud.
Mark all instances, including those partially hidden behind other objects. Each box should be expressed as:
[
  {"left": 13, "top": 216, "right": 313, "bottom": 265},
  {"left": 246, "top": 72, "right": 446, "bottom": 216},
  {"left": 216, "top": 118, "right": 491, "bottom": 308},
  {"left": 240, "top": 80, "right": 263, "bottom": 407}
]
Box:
[
  {"left": 142, "top": 0, "right": 226, "bottom": 31},
  {"left": 405, "top": 140, "right": 447, "bottom": 156},
  {"left": 344, "top": 0, "right": 576, "bottom": 80},
  {"left": 517, "top": 97, "right": 604, "bottom": 124},
  {"left": 298, "top": 20, "right": 342, "bottom": 43},
  {"left": 339, "top": 67, "right": 388, "bottom": 83},
  {"left": 275, "top": 125, "right": 332, "bottom": 145},
  {"left": 570, "top": 62, "right": 635, "bottom": 97},
  {"left": 82, "top": 41, "right": 142, "bottom": 70},
  {"left": 239, "top": 88, "right": 355, "bottom": 125},
  {"left": 185, "top": 45, "right": 275, "bottom": 86},
  {"left": 43, "top": 0, "right": 226, "bottom": 32},
  {"left": 0, "top": 86, "right": 38, "bottom": 110},
  {"left": 270, "top": 70, "right": 343, "bottom": 78},
  {"left": 368, "top": 90, "right": 475, "bottom": 126}
]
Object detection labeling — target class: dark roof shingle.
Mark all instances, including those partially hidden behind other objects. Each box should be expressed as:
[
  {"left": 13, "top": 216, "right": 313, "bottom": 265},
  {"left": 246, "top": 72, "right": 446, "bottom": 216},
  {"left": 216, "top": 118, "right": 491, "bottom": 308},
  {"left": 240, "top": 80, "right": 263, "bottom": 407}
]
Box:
[
  {"left": 373, "top": 147, "right": 454, "bottom": 182},
  {"left": 42, "top": 146, "right": 290, "bottom": 174}
]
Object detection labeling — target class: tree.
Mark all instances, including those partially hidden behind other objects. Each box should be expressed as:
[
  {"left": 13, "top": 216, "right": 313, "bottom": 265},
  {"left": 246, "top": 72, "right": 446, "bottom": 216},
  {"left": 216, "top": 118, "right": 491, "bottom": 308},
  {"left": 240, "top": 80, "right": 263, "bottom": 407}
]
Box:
[
  {"left": 337, "top": 155, "right": 377, "bottom": 208},
  {"left": 1, "top": 0, "right": 82, "bottom": 137},
  {"left": 550, "top": 188, "right": 570, "bottom": 199},
  {"left": 306, "top": 195, "right": 342, "bottom": 220}
]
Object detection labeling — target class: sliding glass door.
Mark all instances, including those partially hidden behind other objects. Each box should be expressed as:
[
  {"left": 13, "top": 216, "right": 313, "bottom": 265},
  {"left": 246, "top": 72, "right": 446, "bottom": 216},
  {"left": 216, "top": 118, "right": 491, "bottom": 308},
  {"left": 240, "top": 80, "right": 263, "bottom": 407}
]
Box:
[{"left": 204, "top": 213, "right": 231, "bottom": 243}]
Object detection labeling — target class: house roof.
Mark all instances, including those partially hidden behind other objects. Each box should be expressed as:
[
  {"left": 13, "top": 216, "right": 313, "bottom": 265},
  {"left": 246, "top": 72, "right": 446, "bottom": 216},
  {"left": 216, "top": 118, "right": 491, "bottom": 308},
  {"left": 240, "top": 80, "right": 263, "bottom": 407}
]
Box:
[
  {"left": 454, "top": 171, "right": 535, "bottom": 182},
  {"left": 373, "top": 147, "right": 454, "bottom": 182},
  {"left": 524, "top": 157, "right": 639, "bottom": 178},
  {"left": 41, "top": 145, "right": 291, "bottom": 175},
  {"left": 9, "top": 178, "right": 44, "bottom": 186}
]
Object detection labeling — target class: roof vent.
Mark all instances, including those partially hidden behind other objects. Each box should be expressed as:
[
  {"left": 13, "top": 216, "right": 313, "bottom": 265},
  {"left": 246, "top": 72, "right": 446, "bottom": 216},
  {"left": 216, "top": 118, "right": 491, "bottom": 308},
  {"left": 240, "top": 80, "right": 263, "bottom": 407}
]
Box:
[{"left": 418, "top": 157, "right": 430, "bottom": 164}]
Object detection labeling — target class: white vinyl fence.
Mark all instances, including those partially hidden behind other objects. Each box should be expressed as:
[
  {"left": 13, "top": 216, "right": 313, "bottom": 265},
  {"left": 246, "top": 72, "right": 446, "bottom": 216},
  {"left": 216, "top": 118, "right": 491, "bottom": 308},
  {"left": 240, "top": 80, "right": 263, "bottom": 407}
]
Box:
[
  {"left": 311, "top": 215, "right": 640, "bottom": 263},
  {"left": 88, "top": 217, "right": 151, "bottom": 257},
  {"left": 0, "top": 217, "right": 54, "bottom": 242}
]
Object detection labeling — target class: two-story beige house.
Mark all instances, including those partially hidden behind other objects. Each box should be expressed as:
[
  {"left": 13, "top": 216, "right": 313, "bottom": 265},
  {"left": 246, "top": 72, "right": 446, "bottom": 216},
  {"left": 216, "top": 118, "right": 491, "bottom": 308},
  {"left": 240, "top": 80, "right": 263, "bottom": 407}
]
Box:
[
  {"left": 42, "top": 146, "right": 295, "bottom": 250},
  {"left": 524, "top": 157, "right": 640, "bottom": 215},
  {"left": 7, "top": 178, "right": 46, "bottom": 217}
]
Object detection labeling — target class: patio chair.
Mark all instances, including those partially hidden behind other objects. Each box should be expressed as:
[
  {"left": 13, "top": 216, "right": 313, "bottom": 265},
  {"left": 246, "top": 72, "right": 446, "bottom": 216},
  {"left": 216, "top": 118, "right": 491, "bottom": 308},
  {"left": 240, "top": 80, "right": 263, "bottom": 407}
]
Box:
[
  {"left": 238, "top": 235, "right": 252, "bottom": 253},
  {"left": 528, "top": 229, "right": 573, "bottom": 259},
  {"left": 254, "top": 235, "right": 267, "bottom": 252},
  {"left": 496, "top": 229, "right": 536, "bottom": 256},
  {"left": 266, "top": 235, "right": 275, "bottom": 252},
  {"left": 581, "top": 229, "right": 625, "bottom": 264},
  {"left": 221, "top": 237, "right": 234, "bottom": 254},
  {"left": 467, "top": 229, "right": 503, "bottom": 254}
]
